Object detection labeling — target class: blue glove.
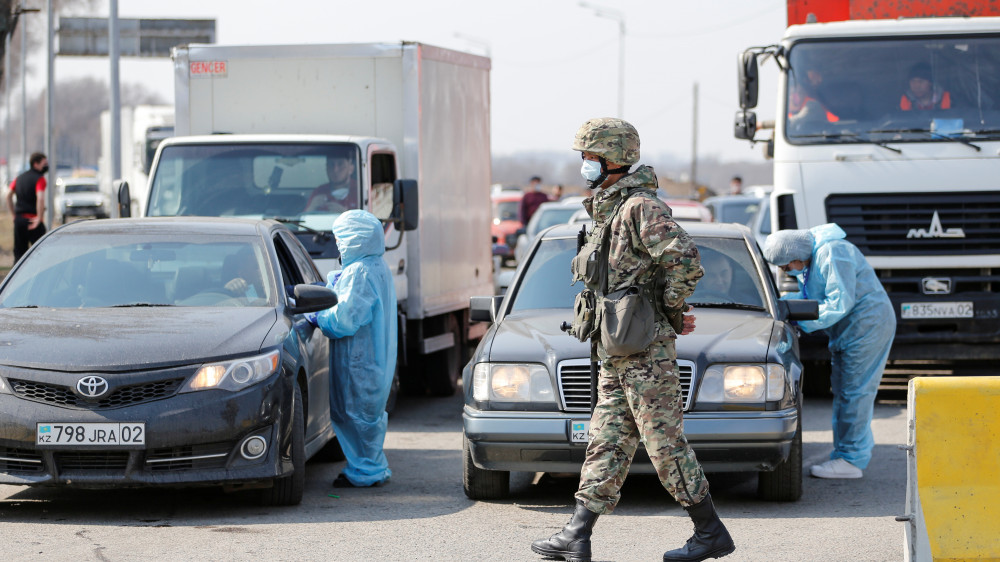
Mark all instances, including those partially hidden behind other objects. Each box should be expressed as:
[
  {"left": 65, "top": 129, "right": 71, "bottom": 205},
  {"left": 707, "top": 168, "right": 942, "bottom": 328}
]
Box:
[{"left": 305, "top": 312, "right": 319, "bottom": 327}]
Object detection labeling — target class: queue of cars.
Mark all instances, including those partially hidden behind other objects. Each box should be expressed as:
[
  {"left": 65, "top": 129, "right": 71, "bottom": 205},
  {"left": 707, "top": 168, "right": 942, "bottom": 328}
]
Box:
[
  {"left": 0, "top": 218, "right": 341, "bottom": 505},
  {"left": 463, "top": 221, "right": 817, "bottom": 502}
]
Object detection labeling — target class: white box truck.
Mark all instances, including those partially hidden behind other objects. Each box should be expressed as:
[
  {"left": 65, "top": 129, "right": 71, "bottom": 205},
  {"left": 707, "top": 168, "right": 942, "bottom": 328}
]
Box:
[
  {"left": 99, "top": 105, "right": 174, "bottom": 217},
  {"left": 734, "top": 1, "right": 1000, "bottom": 391},
  {"left": 123, "top": 42, "right": 493, "bottom": 396}
]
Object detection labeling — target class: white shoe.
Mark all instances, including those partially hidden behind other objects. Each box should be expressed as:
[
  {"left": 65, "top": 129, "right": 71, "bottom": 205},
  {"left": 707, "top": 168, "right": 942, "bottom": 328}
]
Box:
[{"left": 810, "top": 458, "right": 863, "bottom": 479}]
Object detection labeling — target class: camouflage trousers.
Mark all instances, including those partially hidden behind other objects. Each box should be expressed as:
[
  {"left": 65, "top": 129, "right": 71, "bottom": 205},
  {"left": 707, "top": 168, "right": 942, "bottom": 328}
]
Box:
[{"left": 575, "top": 340, "right": 709, "bottom": 514}]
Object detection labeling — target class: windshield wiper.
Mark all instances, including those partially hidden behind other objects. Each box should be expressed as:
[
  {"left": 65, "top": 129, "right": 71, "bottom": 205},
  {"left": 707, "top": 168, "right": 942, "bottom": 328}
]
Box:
[
  {"left": 111, "top": 303, "right": 175, "bottom": 307},
  {"left": 10, "top": 305, "right": 38, "bottom": 308},
  {"left": 870, "top": 128, "right": 981, "bottom": 152},
  {"left": 271, "top": 217, "right": 332, "bottom": 242},
  {"left": 689, "top": 302, "right": 766, "bottom": 311},
  {"left": 792, "top": 131, "right": 901, "bottom": 153}
]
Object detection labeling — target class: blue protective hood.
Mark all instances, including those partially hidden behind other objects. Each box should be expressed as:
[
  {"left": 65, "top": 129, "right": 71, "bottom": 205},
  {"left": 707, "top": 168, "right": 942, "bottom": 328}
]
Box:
[
  {"left": 332, "top": 210, "right": 385, "bottom": 266},
  {"left": 810, "top": 223, "right": 847, "bottom": 249}
]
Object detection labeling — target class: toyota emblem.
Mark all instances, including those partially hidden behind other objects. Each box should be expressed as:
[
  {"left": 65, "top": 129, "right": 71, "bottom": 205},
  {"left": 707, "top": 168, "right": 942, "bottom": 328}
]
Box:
[{"left": 76, "top": 376, "right": 110, "bottom": 398}]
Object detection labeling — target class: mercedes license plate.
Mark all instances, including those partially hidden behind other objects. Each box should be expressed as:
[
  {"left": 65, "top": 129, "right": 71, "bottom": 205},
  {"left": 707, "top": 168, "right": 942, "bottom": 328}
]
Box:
[
  {"left": 901, "top": 302, "right": 973, "bottom": 319},
  {"left": 570, "top": 420, "right": 590, "bottom": 443},
  {"left": 36, "top": 423, "right": 146, "bottom": 447}
]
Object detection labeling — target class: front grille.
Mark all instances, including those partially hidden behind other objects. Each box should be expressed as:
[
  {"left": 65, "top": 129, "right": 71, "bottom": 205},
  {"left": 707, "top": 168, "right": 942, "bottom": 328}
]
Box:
[
  {"left": 826, "top": 192, "right": 1000, "bottom": 255},
  {"left": 558, "top": 359, "right": 696, "bottom": 412},
  {"left": 55, "top": 451, "right": 129, "bottom": 470},
  {"left": 9, "top": 377, "right": 184, "bottom": 409},
  {"left": 0, "top": 447, "right": 44, "bottom": 473},
  {"left": 876, "top": 268, "right": 999, "bottom": 295},
  {"left": 145, "top": 443, "right": 232, "bottom": 471}
]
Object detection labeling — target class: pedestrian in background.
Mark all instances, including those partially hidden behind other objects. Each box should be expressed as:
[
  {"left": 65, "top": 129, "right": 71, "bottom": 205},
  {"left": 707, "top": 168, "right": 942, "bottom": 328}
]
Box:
[
  {"left": 6, "top": 152, "right": 48, "bottom": 262},
  {"left": 313, "top": 210, "right": 397, "bottom": 488},
  {"left": 729, "top": 175, "right": 743, "bottom": 195},
  {"left": 531, "top": 118, "right": 734, "bottom": 562},
  {"left": 519, "top": 175, "right": 548, "bottom": 224},
  {"left": 763, "top": 223, "right": 895, "bottom": 479}
]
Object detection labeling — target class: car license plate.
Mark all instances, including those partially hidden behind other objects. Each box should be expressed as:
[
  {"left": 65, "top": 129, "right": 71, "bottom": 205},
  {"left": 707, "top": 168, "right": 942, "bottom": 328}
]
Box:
[
  {"left": 35, "top": 423, "right": 146, "bottom": 447},
  {"left": 570, "top": 420, "right": 590, "bottom": 443},
  {"left": 900, "top": 302, "right": 973, "bottom": 319}
]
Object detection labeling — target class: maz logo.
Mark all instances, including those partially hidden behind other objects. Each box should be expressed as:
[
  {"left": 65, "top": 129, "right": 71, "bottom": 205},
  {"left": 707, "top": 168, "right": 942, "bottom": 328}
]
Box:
[{"left": 907, "top": 211, "right": 965, "bottom": 239}]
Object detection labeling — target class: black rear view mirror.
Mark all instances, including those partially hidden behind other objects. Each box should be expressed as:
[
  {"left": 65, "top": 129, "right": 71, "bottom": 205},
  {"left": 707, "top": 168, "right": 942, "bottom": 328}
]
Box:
[
  {"left": 738, "top": 51, "right": 759, "bottom": 109},
  {"left": 115, "top": 180, "right": 131, "bottom": 218}
]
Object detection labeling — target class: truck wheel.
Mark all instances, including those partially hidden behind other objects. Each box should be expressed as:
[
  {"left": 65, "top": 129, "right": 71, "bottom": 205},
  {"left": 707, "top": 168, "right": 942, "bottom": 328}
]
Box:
[
  {"left": 757, "top": 408, "right": 802, "bottom": 502},
  {"left": 423, "top": 314, "right": 462, "bottom": 397},
  {"left": 260, "top": 382, "right": 306, "bottom": 506},
  {"left": 463, "top": 434, "right": 509, "bottom": 500}
]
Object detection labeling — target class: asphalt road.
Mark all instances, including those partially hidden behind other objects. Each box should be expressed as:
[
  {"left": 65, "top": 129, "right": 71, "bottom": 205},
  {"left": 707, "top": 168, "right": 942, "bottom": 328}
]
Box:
[{"left": 0, "top": 391, "right": 908, "bottom": 561}]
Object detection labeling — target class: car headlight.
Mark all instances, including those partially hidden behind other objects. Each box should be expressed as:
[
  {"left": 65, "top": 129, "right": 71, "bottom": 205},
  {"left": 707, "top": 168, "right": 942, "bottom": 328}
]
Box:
[
  {"left": 182, "top": 350, "right": 280, "bottom": 392},
  {"left": 698, "top": 364, "right": 786, "bottom": 403},
  {"left": 0, "top": 376, "right": 10, "bottom": 395},
  {"left": 472, "top": 363, "right": 554, "bottom": 403}
]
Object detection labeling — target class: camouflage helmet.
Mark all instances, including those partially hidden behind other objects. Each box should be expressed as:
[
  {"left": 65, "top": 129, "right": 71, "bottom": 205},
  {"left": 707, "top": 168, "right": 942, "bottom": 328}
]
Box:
[{"left": 571, "top": 117, "right": 640, "bottom": 165}]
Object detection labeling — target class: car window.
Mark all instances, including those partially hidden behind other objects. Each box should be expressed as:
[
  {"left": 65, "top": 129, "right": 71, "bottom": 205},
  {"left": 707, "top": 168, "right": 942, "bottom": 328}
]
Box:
[
  {"left": 531, "top": 208, "right": 580, "bottom": 236},
  {"left": 718, "top": 201, "right": 761, "bottom": 225},
  {"left": 278, "top": 230, "right": 321, "bottom": 284},
  {"left": 509, "top": 236, "right": 766, "bottom": 312},
  {"left": 495, "top": 201, "right": 520, "bottom": 222},
  {"left": 0, "top": 234, "right": 273, "bottom": 308}
]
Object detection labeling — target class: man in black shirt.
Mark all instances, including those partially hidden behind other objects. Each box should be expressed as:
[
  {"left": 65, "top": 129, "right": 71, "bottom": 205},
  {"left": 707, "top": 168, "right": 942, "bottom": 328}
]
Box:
[{"left": 6, "top": 152, "right": 49, "bottom": 262}]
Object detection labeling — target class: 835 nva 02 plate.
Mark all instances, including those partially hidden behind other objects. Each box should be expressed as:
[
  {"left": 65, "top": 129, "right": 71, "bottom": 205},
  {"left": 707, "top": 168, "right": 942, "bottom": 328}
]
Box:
[
  {"left": 901, "top": 302, "right": 973, "bottom": 319},
  {"left": 36, "top": 423, "right": 145, "bottom": 447}
]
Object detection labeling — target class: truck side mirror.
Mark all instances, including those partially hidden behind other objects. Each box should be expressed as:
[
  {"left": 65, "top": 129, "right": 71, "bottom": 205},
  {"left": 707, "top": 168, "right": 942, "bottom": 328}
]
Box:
[
  {"left": 734, "top": 110, "right": 757, "bottom": 140},
  {"left": 115, "top": 180, "right": 131, "bottom": 218},
  {"left": 738, "top": 51, "right": 759, "bottom": 109},
  {"left": 392, "top": 179, "right": 419, "bottom": 231}
]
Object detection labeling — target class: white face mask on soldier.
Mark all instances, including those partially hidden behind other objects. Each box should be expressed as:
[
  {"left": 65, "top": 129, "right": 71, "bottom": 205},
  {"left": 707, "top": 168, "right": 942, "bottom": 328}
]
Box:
[{"left": 580, "top": 159, "right": 603, "bottom": 182}]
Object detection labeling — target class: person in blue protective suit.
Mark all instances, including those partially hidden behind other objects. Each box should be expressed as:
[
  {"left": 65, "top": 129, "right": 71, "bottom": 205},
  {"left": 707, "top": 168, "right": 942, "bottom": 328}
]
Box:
[
  {"left": 314, "top": 210, "right": 397, "bottom": 488},
  {"left": 762, "top": 223, "right": 895, "bottom": 479}
]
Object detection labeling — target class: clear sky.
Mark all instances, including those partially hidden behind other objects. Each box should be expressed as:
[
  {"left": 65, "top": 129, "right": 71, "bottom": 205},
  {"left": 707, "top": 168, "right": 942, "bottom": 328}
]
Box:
[{"left": 39, "top": 0, "right": 788, "bottom": 162}]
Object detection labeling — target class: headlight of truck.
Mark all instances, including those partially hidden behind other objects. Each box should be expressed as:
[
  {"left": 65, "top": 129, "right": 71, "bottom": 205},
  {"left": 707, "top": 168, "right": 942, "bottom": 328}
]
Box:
[
  {"left": 698, "top": 364, "right": 786, "bottom": 403},
  {"left": 472, "top": 363, "right": 554, "bottom": 403},
  {"left": 181, "top": 350, "right": 280, "bottom": 393}
]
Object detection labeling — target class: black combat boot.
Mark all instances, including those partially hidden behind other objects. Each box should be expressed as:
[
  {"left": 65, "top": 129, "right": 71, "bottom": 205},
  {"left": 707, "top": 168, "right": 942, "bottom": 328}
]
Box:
[
  {"left": 663, "top": 494, "right": 735, "bottom": 561},
  {"left": 530, "top": 501, "right": 600, "bottom": 562}
]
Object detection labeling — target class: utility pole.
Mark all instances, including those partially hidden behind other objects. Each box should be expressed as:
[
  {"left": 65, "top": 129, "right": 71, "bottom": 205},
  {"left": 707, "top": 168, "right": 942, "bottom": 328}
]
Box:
[
  {"left": 690, "top": 82, "right": 699, "bottom": 199},
  {"left": 580, "top": 2, "right": 625, "bottom": 118},
  {"left": 109, "top": 0, "right": 120, "bottom": 182},
  {"left": 44, "top": 0, "right": 54, "bottom": 227}
]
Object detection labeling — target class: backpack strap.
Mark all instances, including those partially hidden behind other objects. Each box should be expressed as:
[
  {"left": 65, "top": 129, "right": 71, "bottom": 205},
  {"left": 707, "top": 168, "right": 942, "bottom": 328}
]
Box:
[{"left": 597, "top": 187, "right": 655, "bottom": 296}]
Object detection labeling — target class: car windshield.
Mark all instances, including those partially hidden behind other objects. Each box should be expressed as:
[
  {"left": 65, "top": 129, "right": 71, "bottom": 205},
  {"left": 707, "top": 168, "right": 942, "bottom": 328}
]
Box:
[
  {"left": 0, "top": 234, "right": 273, "bottom": 308},
  {"left": 495, "top": 200, "right": 520, "bottom": 222},
  {"left": 510, "top": 236, "right": 766, "bottom": 311},
  {"left": 530, "top": 208, "right": 580, "bottom": 235},
  {"left": 64, "top": 183, "right": 99, "bottom": 193},
  {"left": 716, "top": 200, "right": 761, "bottom": 225},
  {"left": 785, "top": 35, "right": 1000, "bottom": 144},
  {"left": 147, "top": 143, "right": 362, "bottom": 232}
]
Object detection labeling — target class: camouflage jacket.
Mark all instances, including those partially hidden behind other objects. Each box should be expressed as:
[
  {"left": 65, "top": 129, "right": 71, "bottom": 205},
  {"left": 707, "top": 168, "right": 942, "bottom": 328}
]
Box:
[{"left": 582, "top": 165, "right": 704, "bottom": 344}]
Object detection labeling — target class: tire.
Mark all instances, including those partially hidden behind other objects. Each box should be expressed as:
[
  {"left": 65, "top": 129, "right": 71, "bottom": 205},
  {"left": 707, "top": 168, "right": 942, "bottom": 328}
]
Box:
[
  {"left": 260, "top": 382, "right": 306, "bottom": 506},
  {"left": 757, "top": 409, "right": 803, "bottom": 502},
  {"left": 423, "top": 314, "right": 462, "bottom": 397},
  {"left": 462, "top": 434, "right": 509, "bottom": 500}
]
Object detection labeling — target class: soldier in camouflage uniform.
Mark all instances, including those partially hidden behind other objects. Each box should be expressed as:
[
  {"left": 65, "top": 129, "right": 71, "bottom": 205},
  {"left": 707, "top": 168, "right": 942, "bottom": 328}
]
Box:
[{"left": 531, "top": 118, "right": 735, "bottom": 562}]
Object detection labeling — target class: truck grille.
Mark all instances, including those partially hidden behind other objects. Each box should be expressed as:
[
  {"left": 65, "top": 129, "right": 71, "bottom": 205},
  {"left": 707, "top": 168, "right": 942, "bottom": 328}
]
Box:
[
  {"left": 877, "top": 267, "right": 999, "bottom": 295},
  {"left": 825, "top": 192, "right": 1000, "bottom": 255},
  {"left": 9, "top": 377, "right": 184, "bottom": 409},
  {"left": 557, "top": 359, "right": 696, "bottom": 412}
]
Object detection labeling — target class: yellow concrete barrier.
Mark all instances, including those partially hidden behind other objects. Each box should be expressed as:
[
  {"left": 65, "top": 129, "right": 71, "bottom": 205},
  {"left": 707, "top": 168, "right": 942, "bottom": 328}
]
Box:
[{"left": 904, "top": 376, "right": 1000, "bottom": 562}]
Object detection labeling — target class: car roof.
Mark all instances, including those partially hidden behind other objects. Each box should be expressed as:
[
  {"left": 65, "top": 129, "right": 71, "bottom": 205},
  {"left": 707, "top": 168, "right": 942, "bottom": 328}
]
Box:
[
  {"left": 536, "top": 197, "right": 586, "bottom": 210},
  {"left": 703, "top": 194, "right": 763, "bottom": 205},
  {"left": 540, "top": 220, "right": 752, "bottom": 241},
  {"left": 52, "top": 217, "right": 273, "bottom": 237},
  {"left": 491, "top": 191, "right": 523, "bottom": 202}
]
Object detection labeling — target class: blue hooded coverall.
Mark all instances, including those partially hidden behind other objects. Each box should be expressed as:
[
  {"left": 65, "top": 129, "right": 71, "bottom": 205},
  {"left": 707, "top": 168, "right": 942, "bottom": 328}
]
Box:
[
  {"left": 315, "top": 210, "right": 397, "bottom": 486},
  {"left": 769, "top": 223, "right": 895, "bottom": 470}
]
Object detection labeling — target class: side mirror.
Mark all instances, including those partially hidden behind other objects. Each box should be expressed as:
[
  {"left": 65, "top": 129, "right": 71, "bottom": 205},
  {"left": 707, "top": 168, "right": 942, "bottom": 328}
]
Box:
[
  {"left": 734, "top": 110, "right": 757, "bottom": 140},
  {"left": 738, "top": 51, "right": 759, "bottom": 109},
  {"left": 115, "top": 180, "right": 131, "bottom": 218},
  {"left": 470, "top": 295, "right": 503, "bottom": 323},
  {"left": 778, "top": 299, "right": 819, "bottom": 321},
  {"left": 289, "top": 284, "right": 339, "bottom": 314},
  {"left": 392, "top": 179, "right": 419, "bottom": 231}
]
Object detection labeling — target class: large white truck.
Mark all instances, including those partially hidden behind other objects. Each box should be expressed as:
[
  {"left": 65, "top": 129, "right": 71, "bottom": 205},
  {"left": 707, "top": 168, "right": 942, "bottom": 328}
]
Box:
[
  {"left": 122, "top": 42, "right": 494, "bottom": 395},
  {"left": 99, "top": 105, "right": 174, "bottom": 217},
  {"left": 734, "top": 1, "right": 1000, "bottom": 386}
]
